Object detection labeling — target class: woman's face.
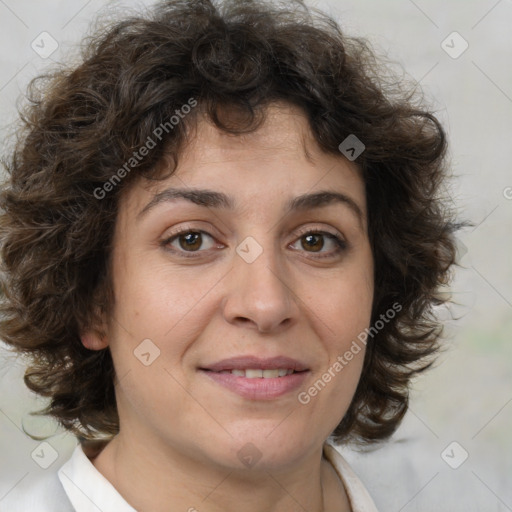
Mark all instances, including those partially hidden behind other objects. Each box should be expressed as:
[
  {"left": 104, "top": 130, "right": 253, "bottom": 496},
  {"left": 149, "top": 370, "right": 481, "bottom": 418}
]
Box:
[{"left": 99, "top": 103, "right": 374, "bottom": 470}]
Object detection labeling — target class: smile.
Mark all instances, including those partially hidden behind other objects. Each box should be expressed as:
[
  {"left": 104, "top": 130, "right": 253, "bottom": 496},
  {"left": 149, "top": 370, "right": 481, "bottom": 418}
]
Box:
[
  {"left": 199, "top": 355, "right": 310, "bottom": 400},
  {"left": 214, "top": 368, "right": 295, "bottom": 378}
]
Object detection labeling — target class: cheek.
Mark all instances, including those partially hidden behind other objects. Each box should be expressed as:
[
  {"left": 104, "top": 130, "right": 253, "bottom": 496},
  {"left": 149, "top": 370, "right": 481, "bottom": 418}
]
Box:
[
  {"left": 113, "top": 254, "right": 195, "bottom": 327},
  {"left": 301, "top": 278, "right": 371, "bottom": 428},
  {"left": 304, "top": 259, "right": 373, "bottom": 395},
  {"left": 108, "top": 254, "right": 226, "bottom": 370},
  {"left": 311, "top": 265, "right": 373, "bottom": 346}
]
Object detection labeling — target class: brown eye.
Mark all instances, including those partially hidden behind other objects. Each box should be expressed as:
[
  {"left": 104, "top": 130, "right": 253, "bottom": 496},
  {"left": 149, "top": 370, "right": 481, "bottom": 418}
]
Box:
[
  {"left": 178, "top": 232, "right": 203, "bottom": 251},
  {"left": 291, "top": 230, "right": 347, "bottom": 258},
  {"left": 163, "top": 230, "right": 218, "bottom": 255},
  {"left": 301, "top": 233, "right": 324, "bottom": 252}
]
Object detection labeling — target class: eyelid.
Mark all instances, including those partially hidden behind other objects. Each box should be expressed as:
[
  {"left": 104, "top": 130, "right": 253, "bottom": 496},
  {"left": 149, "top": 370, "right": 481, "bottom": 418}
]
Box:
[
  {"left": 293, "top": 225, "right": 345, "bottom": 242},
  {"left": 162, "top": 222, "right": 221, "bottom": 241}
]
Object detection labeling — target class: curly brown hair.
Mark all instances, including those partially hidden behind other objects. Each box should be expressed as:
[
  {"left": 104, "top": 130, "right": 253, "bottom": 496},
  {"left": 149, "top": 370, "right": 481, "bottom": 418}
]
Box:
[{"left": 0, "top": 0, "right": 460, "bottom": 444}]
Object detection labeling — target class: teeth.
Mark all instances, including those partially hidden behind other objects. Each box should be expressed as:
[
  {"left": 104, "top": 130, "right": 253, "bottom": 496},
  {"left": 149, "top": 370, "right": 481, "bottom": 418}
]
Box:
[
  {"left": 223, "top": 369, "right": 294, "bottom": 378},
  {"left": 245, "top": 369, "right": 263, "bottom": 378}
]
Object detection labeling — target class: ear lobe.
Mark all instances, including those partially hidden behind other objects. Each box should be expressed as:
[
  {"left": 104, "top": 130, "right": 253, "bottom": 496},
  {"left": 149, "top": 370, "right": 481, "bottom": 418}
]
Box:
[{"left": 81, "top": 331, "right": 108, "bottom": 350}]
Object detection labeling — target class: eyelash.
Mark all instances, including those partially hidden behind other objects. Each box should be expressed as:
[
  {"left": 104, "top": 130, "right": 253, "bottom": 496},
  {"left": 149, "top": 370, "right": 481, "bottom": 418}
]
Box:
[{"left": 160, "top": 227, "right": 348, "bottom": 260}]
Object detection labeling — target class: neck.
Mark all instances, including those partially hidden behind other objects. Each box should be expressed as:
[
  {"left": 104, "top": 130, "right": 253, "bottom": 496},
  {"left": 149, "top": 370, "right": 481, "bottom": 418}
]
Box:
[{"left": 90, "top": 429, "right": 351, "bottom": 512}]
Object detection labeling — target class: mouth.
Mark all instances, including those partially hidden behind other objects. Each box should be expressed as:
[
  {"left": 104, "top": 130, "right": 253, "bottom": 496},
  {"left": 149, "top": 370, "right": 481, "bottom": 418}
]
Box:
[
  {"left": 200, "top": 355, "right": 309, "bottom": 373},
  {"left": 205, "top": 368, "right": 299, "bottom": 378},
  {"left": 199, "top": 356, "right": 310, "bottom": 400}
]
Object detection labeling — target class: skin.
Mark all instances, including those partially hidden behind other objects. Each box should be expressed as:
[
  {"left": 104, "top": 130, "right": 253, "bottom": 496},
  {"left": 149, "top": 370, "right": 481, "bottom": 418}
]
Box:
[{"left": 84, "top": 102, "right": 374, "bottom": 512}]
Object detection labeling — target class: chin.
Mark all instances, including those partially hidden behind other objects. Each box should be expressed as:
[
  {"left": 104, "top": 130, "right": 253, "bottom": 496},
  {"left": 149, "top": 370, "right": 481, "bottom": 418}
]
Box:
[{"left": 215, "top": 425, "right": 320, "bottom": 471}]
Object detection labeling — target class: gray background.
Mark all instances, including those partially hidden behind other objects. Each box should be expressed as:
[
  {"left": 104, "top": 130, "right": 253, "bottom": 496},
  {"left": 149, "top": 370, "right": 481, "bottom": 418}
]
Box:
[{"left": 0, "top": 1, "right": 511, "bottom": 511}]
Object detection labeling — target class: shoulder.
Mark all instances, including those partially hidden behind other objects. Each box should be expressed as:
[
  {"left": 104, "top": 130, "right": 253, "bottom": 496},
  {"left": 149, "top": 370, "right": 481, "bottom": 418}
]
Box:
[
  {"left": 0, "top": 465, "right": 73, "bottom": 512},
  {"left": 0, "top": 440, "right": 133, "bottom": 512}
]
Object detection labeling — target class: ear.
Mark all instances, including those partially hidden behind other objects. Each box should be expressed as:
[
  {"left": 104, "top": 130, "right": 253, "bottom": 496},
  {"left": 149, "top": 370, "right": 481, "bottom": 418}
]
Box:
[{"left": 80, "top": 331, "right": 109, "bottom": 350}]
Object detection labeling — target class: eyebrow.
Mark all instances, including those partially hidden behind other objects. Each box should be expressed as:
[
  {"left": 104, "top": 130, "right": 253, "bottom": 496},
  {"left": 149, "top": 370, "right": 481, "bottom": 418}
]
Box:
[{"left": 137, "top": 187, "right": 364, "bottom": 225}]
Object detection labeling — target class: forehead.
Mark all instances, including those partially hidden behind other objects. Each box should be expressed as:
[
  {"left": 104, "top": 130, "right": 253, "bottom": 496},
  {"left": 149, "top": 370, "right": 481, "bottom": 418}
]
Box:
[
  {"left": 189, "top": 103, "right": 316, "bottom": 161},
  {"left": 123, "top": 102, "right": 366, "bottom": 218}
]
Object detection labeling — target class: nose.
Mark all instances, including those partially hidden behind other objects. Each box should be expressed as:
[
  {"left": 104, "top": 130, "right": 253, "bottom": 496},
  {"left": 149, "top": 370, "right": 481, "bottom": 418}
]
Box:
[{"left": 221, "top": 240, "right": 299, "bottom": 334}]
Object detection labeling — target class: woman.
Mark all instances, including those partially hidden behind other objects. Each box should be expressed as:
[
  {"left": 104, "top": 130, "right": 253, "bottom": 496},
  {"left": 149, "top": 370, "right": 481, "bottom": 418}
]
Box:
[{"left": 0, "top": 0, "right": 459, "bottom": 510}]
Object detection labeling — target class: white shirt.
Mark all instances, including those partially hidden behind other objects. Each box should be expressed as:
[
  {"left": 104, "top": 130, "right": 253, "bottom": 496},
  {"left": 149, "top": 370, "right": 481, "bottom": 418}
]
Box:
[{"left": 0, "top": 441, "right": 378, "bottom": 511}]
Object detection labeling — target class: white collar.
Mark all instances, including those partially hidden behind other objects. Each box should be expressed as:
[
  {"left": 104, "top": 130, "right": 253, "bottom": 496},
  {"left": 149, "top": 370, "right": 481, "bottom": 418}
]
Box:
[
  {"left": 323, "top": 441, "right": 379, "bottom": 511},
  {"left": 58, "top": 443, "right": 136, "bottom": 512},
  {"left": 58, "top": 441, "right": 378, "bottom": 511}
]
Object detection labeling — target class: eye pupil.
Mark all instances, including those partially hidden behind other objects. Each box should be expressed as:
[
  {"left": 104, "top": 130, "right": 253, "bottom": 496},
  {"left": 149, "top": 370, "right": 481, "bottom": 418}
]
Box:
[
  {"left": 180, "top": 232, "right": 202, "bottom": 251},
  {"left": 302, "top": 233, "right": 324, "bottom": 252}
]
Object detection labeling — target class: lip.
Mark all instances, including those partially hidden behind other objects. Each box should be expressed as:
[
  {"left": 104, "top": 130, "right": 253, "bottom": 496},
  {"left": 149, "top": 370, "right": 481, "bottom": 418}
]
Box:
[
  {"left": 201, "top": 355, "right": 309, "bottom": 372},
  {"left": 199, "top": 356, "right": 310, "bottom": 400}
]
